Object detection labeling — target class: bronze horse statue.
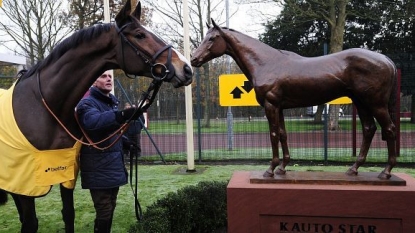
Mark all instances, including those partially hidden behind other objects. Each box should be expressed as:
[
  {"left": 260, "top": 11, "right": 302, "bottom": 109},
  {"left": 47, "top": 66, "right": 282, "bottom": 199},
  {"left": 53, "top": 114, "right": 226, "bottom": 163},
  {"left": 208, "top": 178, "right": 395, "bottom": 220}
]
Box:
[
  {"left": 191, "top": 20, "right": 397, "bottom": 180},
  {"left": 0, "top": 1, "right": 193, "bottom": 232}
]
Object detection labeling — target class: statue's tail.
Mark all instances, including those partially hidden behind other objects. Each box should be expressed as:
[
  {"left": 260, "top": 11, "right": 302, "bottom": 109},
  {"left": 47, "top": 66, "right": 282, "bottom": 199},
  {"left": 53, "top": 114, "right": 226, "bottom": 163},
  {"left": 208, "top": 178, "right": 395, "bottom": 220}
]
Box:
[{"left": 0, "top": 190, "right": 8, "bottom": 205}]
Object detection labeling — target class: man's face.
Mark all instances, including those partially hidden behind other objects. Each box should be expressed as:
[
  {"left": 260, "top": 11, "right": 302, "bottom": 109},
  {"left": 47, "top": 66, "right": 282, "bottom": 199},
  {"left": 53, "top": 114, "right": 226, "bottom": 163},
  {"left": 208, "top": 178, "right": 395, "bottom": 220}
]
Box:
[{"left": 94, "top": 71, "right": 113, "bottom": 95}]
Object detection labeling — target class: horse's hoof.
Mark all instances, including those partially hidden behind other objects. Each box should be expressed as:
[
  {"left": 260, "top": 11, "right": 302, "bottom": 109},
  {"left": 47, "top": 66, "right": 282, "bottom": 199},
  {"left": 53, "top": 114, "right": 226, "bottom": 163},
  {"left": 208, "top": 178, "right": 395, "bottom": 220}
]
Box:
[
  {"left": 263, "top": 171, "right": 274, "bottom": 178},
  {"left": 275, "top": 167, "right": 286, "bottom": 175},
  {"left": 378, "top": 171, "right": 391, "bottom": 180},
  {"left": 345, "top": 168, "right": 358, "bottom": 176}
]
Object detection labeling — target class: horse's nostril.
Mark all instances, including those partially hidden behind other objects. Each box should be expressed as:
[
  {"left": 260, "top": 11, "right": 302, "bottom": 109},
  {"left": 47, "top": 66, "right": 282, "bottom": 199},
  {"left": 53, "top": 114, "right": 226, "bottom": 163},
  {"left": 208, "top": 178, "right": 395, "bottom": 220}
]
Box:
[{"left": 184, "top": 64, "right": 193, "bottom": 76}]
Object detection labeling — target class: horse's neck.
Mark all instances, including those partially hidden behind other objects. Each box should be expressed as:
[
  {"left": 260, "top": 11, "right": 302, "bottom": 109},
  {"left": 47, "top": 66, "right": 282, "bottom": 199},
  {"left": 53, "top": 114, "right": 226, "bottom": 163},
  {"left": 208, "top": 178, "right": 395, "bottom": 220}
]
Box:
[
  {"left": 224, "top": 30, "right": 272, "bottom": 79},
  {"left": 41, "top": 33, "right": 117, "bottom": 114}
]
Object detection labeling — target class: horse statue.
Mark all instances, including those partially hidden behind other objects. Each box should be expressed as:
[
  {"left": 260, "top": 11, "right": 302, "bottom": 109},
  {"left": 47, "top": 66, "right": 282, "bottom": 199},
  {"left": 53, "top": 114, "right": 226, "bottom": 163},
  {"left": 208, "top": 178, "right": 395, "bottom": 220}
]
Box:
[
  {"left": 0, "top": 1, "right": 193, "bottom": 232},
  {"left": 191, "top": 20, "right": 397, "bottom": 180}
]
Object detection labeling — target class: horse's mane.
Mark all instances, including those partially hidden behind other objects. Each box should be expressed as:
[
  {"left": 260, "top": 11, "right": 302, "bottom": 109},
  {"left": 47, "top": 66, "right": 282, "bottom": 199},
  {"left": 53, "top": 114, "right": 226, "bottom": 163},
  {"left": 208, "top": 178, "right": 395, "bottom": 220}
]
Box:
[{"left": 20, "top": 23, "right": 113, "bottom": 80}]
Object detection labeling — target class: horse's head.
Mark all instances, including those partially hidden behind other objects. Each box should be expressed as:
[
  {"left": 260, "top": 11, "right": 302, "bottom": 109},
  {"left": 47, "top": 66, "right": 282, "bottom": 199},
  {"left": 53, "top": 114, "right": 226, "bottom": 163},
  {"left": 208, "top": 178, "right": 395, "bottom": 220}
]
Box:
[
  {"left": 191, "top": 19, "right": 227, "bottom": 67},
  {"left": 115, "top": 0, "right": 193, "bottom": 87}
]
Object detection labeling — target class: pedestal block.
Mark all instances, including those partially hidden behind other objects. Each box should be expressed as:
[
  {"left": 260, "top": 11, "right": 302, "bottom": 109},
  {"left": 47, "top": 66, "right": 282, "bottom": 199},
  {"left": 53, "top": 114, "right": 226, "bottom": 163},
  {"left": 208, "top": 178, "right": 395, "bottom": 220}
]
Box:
[{"left": 227, "top": 171, "right": 415, "bottom": 233}]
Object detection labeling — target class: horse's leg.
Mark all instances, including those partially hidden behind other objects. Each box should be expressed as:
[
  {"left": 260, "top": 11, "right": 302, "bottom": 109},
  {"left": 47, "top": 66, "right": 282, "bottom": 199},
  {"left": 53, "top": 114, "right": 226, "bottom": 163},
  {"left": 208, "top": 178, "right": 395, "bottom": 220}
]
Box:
[
  {"left": 11, "top": 193, "right": 38, "bottom": 233},
  {"left": 11, "top": 193, "right": 24, "bottom": 224},
  {"left": 263, "top": 102, "right": 281, "bottom": 177},
  {"left": 346, "top": 105, "right": 377, "bottom": 176},
  {"left": 276, "top": 110, "right": 290, "bottom": 175},
  {"left": 372, "top": 108, "right": 397, "bottom": 179},
  {"left": 60, "top": 184, "right": 75, "bottom": 233},
  {"left": 0, "top": 190, "right": 8, "bottom": 204}
]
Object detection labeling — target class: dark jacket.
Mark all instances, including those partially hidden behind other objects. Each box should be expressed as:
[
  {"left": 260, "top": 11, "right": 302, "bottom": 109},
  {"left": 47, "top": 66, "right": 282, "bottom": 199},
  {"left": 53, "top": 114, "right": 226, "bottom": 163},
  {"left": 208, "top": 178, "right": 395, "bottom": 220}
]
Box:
[{"left": 76, "top": 87, "right": 127, "bottom": 189}]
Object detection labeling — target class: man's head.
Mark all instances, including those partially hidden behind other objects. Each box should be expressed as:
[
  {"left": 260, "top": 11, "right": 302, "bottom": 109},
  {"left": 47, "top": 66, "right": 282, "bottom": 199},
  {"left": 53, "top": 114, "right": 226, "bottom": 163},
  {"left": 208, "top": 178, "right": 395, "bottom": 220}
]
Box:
[{"left": 93, "top": 71, "right": 113, "bottom": 95}]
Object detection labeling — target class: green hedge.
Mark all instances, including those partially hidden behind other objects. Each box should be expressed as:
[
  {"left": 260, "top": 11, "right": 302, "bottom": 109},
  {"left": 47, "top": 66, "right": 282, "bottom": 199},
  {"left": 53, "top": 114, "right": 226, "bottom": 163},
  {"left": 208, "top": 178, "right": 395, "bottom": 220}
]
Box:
[{"left": 129, "top": 181, "right": 228, "bottom": 233}]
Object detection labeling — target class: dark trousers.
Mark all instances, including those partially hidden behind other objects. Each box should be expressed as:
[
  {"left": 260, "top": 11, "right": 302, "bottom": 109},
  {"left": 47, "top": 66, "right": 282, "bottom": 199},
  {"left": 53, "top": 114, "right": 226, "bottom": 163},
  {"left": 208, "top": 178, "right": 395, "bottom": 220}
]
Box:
[{"left": 90, "top": 187, "right": 119, "bottom": 220}]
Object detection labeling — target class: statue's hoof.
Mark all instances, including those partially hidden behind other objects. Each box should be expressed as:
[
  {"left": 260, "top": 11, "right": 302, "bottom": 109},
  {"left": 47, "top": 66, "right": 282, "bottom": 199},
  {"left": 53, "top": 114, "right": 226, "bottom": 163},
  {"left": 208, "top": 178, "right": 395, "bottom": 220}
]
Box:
[
  {"left": 275, "top": 167, "right": 286, "bottom": 175},
  {"left": 378, "top": 171, "right": 391, "bottom": 180},
  {"left": 263, "top": 171, "right": 274, "bottom": 178},
  {"left": 345, "top": 168, "right": 358, "bottom": 176}
]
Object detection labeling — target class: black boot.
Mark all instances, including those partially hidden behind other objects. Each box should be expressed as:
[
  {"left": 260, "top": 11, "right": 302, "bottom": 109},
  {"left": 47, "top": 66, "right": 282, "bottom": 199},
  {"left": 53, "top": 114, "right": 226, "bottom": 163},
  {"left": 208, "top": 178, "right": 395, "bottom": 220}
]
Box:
[{"left": 94, "top": 219, "right": 111, "bottom": 233}]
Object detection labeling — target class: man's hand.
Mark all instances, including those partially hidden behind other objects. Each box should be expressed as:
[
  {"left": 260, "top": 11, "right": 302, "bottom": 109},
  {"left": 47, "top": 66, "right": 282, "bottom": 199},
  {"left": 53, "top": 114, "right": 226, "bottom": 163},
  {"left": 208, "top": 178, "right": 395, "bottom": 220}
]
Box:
[{"left": 116, "top": 108, "right": 142, "bottom": 123}]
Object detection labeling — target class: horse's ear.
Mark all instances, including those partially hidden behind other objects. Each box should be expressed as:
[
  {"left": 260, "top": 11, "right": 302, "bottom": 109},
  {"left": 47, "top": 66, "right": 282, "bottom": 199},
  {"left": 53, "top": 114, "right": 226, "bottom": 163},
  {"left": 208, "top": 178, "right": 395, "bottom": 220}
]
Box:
[
  {"left": 131, "top": 1, "right": 142, "bottom": 21},
  {"left": 206, "top": 22, "right": 211, "bottom": 29},
  {"left": 211, "top": 19, "right": 224, "bottom": 35},
  {"left": 211, "top": 19, "right": 220, "bottom": 29},
  {"left": 115, "top": 0, "right": 132, "bottom": 26}
]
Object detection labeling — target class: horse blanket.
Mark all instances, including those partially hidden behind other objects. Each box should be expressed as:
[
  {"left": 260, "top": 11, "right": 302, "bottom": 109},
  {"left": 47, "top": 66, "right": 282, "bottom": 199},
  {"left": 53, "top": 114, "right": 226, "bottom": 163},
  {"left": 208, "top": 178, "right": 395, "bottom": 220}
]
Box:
[{"left": 0, "top": 84, "right": 81, "bottom": 197}]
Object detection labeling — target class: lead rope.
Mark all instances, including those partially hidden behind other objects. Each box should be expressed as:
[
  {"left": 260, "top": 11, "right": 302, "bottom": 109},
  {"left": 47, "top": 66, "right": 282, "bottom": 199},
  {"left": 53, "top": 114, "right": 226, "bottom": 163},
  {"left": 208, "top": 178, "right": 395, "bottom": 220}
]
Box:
[
  {"left": 130, "top": 144, "right": 143, "bottom": 220},
  {"left": 129, "top": 79, "right": 163, "bottom": 222}
]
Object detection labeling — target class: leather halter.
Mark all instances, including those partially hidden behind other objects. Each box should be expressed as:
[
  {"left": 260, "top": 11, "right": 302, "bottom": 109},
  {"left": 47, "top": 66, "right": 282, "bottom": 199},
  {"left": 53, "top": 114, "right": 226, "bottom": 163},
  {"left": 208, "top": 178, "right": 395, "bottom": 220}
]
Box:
[{"left": 116, "top": 23, "right": 175, "bottom": 82}]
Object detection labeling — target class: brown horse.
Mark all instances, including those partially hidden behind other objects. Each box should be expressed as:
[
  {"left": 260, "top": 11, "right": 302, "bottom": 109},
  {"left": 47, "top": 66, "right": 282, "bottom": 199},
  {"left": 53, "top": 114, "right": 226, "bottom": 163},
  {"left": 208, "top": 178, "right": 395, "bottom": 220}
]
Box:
[
  {"left": 191, "top": 20, "right": 397, "bottom": 180},
  {"left": 0, "top": 1, "right": 192, "bottom": 232}
]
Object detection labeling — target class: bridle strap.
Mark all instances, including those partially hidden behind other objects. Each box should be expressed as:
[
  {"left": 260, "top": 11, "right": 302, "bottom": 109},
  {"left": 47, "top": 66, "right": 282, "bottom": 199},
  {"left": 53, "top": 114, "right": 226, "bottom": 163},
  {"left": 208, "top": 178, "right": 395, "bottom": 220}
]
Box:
[
  {"left": 116, "top": 23, "right": 152, "bottom": 65},
  {"left": 115, "top": 23, "right": 175, "bottom": 82}
]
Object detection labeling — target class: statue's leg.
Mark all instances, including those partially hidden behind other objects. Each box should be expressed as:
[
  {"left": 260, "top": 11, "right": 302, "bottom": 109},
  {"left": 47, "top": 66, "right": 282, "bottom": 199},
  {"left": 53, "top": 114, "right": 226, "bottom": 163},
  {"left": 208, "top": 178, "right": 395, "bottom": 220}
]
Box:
[
  {"left": 373, "top": 108, "right": 397, "bottom": 179},
  {"left": 60, "top": 184, "right": 75, "bottom": 233},
  {"left": 11, "top": 193, "right": 38, "bottom": 233},
  {"left": 276, "top": 110, "right": 290, "bottom": 174},
  {"left": 346, "top": 105, "right": 376, "bottom": 176},
  {"left": 263, "top": 102, "right": 281, "bottom": 177}
]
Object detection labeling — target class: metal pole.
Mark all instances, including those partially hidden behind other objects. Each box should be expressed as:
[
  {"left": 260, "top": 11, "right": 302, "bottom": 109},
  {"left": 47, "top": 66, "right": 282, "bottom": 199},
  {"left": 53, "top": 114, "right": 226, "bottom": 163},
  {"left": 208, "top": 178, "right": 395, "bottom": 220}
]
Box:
[
  {"left": 196, "top": 69, "right": 202, "bottom": 162},
  {"left": 323, "top": 43, "right": 328, "bottom": 163},
  {"left": 226, "top": 0, "right": 234, "bottom": 151},
  {"left": 183, "top": 0, "right": 196, "bottom": 172}
]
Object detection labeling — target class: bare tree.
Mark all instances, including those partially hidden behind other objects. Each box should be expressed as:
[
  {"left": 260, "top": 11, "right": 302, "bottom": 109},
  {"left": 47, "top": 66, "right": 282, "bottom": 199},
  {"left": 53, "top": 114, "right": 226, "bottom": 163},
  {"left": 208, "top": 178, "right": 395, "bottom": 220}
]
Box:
[
  {"left": 0, "top": 0, "right": 71, "bottom": 65},
  {"left": 143, "top": 0, "right": 235, "bottom": 127}
]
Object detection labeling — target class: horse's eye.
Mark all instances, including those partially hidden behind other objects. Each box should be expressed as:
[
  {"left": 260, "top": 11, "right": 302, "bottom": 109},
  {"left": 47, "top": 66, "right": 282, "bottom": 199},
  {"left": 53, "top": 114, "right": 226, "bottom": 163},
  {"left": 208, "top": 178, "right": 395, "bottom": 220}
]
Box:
[
  {"left": 208, "top": 36, "right": 215, "bottom": 42},
  {"left": 135, "top": 33, "right": 145, "bottom": 39}
]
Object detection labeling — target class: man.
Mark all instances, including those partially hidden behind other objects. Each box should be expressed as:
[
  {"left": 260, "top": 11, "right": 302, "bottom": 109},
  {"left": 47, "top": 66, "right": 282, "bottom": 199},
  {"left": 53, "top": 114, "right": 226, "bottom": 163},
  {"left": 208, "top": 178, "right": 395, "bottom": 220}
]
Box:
[{"left": 76, "top": 71, "right": 141, "bottom": 233}]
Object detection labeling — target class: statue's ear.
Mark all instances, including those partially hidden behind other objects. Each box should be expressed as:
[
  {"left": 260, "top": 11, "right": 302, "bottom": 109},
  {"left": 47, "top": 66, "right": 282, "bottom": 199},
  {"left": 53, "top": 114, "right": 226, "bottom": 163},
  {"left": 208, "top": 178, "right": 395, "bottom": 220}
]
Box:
[
  {"left": 131, "top": 1, "right": 142, "bottom": 21},
  {"left": 211, "top": 19, "right": 224, "bottom": 34},
  {"left": 115, "top": 0, "right": 132, "bottom": 27},
  {"left": 211, "top": 19, "right": 220, "bottom": 29}
]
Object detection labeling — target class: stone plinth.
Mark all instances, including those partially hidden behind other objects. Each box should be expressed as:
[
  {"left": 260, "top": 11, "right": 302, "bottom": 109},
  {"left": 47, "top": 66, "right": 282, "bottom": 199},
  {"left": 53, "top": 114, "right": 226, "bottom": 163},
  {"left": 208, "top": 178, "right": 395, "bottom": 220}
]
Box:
[{"left": 227, "top": 171, "right": 415, "bottom": 233}]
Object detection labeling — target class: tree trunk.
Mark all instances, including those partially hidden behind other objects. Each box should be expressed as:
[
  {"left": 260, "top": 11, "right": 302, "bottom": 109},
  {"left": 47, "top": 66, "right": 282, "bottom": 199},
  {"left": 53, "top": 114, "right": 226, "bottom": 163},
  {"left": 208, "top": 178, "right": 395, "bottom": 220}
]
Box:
[
  {"left": 327, "top": 0, "right": 348, "bottom": 130},
  {"left": 313, "top": 104, "right": 325, "bottom": 123}
]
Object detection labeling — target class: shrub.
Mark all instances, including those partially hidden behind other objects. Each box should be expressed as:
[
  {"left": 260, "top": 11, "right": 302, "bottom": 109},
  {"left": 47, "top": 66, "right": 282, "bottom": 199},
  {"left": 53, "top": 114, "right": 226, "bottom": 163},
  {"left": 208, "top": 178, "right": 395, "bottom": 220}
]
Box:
[{"left": 129, "top": 180, "right": 228, "bottom": 233}]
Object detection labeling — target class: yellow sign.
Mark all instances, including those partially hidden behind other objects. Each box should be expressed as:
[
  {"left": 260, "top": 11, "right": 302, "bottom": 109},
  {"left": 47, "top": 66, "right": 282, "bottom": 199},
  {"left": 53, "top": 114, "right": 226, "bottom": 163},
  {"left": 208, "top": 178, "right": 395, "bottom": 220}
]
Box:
[
  {"left": 328, "top": 97, "right": 352, "bottom": 105},
  {"left": 219, "top": 74, "right": 259, "bottom": 106},
  {"left": 0, "top": 0, "right": 2, "bottom": 7},
  {"left": 219, "top": 74, "right": 352, "bottom": 106}
]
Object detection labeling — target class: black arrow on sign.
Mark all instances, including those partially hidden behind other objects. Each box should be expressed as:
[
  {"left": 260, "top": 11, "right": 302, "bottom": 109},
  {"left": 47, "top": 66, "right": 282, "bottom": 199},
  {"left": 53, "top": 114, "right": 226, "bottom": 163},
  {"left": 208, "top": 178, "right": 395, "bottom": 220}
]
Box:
[
  {"left": 242, "top": 81, "right": 253, "bottom": 93},
  {"left": 230, "top": 87, "right": 244, "bottom": 99}
]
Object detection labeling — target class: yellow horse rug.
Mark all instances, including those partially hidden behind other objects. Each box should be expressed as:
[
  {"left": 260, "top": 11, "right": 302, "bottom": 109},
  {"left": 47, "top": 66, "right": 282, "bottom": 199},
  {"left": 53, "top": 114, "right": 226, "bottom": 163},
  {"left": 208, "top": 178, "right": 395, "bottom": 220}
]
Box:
[{"left": 0, "top": 84, "right": 81, "bottom": 197}]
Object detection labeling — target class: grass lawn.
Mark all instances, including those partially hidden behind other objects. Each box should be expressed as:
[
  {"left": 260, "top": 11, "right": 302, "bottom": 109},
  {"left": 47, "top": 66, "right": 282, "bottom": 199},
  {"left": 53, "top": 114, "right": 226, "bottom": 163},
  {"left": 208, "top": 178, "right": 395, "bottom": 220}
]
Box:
[{"left": 1, "top": 164, "right": 415, "bottom": 232}]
